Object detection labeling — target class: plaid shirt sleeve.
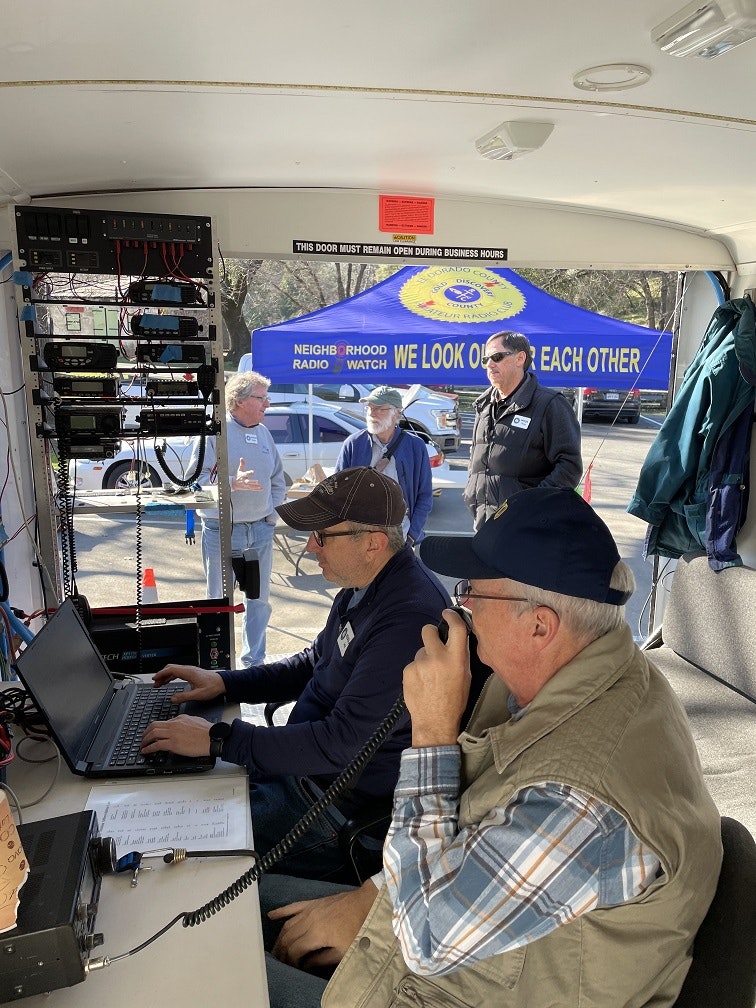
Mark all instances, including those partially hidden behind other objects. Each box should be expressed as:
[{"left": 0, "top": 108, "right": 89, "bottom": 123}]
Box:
[{"left": 383, "top": 746, "right": 662, "bottom": 977}]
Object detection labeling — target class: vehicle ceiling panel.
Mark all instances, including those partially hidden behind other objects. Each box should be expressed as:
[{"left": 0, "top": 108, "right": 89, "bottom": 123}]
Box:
[{"left": 1, "top": 1, "right": 755, "bottom": 265}]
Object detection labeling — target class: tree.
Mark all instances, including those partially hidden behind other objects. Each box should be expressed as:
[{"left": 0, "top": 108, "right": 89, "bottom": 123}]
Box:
[
  {"left": 518, "top": 268, "right": 680, "bottom": 331},
  {"left": 219, "top": 258, "right": 263, "bottom": 365},
  {"left": 222, "top": 260, "right": 681, "bottom": 369},
  {"left": 221, "top": 260, "right": 396, "bottom": 367}
]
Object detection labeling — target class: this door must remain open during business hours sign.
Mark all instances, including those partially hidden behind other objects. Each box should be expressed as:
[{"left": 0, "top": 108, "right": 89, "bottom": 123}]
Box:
[{"left": 292, "top": 240, "right": 508, "bottom": 260}]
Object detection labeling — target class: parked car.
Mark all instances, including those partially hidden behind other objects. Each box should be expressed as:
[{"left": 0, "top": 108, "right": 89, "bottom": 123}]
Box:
[
  {"left": 67, "top": 401, "right": 461, "bottom": 492},
  {"left": 557, "top": 387, "right": 642, "bottom": 424},
  {"left": 639, "top": 389, "right": 669, "bottom": 411},
  {"left": 581, "top": 387, "right": 641, "bottom": 424},
  {"left": 238, "top": 358, "right": 462, "bottom": 454}
]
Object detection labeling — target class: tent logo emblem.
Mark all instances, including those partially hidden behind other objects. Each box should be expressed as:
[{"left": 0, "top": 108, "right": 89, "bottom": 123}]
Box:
[
  {"left": 399, "top": 266, "right": 526, "bottom": 323},
  {"left": 445, "top": 284, "right": 481, "bottom": 304}
]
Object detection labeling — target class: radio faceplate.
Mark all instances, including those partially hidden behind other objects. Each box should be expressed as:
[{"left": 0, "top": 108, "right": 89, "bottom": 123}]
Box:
[
  {"left": 0, "top": 811, "right": 103, "bottom": 1002},
  {"left": 43, "top": 342, "right": 119, "bottom": 372}
]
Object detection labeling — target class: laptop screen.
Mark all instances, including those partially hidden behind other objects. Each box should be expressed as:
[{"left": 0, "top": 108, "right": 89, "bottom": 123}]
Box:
[{"left": 14, "top": 598, "right": 115, "bottom": 761}]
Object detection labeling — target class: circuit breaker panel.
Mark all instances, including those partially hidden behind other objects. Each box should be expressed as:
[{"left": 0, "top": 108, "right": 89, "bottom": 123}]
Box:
[{"left": 10, "top": 206, "right": 233, "bottom": 639}]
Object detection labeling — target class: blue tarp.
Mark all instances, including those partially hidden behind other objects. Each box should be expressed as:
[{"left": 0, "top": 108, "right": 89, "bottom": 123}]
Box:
[{"left": 252, "top": 265, "right": 672, "bottom": 390}]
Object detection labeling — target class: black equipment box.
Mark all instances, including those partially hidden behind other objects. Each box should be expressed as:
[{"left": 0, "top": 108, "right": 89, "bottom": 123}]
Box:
[
  {"left": 90, "top": 598, "right": 232, "bottom": 675},
  {"left": 0, "top": 811, "right": 102, "bottom": 1002},
  {"left": 90, "top": 616, "right": 200, "bottom": 677}
]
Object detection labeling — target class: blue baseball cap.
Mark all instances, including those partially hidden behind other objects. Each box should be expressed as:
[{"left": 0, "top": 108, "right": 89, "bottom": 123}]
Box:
[{"left": 420, "top": 487, "right": 632, "bottom": 605}]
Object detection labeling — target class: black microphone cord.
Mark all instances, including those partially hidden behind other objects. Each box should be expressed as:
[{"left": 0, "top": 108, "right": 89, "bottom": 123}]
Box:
[{"left": 87, "top": 693, "right": 408, "bottom": 969}]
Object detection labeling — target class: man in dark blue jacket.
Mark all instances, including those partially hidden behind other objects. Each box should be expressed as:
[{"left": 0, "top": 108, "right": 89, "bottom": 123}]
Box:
[
  {"left": 336, "top": 386, "right": 433, "bottom": 545},
  {"left": 141, "top": 466, "right": 450, "bottom": 880}
]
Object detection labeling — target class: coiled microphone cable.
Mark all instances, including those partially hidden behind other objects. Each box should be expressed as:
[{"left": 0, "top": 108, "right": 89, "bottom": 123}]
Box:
[{"left": 87, "top": 693, "right": 408, "bottom": 970}]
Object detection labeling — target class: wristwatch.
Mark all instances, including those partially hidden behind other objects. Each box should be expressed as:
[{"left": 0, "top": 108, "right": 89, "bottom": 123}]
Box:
[{"left": 208, "top": 720, "right": 233, "bottom": 759}]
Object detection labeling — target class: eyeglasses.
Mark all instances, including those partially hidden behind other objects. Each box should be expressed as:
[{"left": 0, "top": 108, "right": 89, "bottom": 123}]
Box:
[
  {"left": 453, "top": 580, "right": 531, "bottom": 605},
  {"left": 247, "top": 394, "right": 271, "bottom": 403},
  {"left": 312, "top": 528, "right": 384, "bottom": 547},
  {"left": 481, "top": 350, "right": 516, "bottom": 366}
]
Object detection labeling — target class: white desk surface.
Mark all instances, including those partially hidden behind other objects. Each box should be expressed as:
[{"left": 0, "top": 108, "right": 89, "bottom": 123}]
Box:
[
  {"left": 2, "top": 713, "right": 269, "bottom": 1008},
  {"left": 69, "top": 486, "right": 218, "bottom": 515}
]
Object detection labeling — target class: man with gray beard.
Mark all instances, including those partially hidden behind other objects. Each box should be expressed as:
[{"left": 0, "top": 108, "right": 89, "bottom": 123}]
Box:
[{"left": 335, "top": 386, "right": 433, "bottom": 545}]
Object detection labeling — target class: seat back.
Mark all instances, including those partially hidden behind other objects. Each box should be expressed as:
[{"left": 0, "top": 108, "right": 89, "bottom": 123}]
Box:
[
  {"left": 673, "top": 816, "right": 756, "bottom": 1008},
  {"left": 663, "top": 553, "right": 756, "bottom": 701}
]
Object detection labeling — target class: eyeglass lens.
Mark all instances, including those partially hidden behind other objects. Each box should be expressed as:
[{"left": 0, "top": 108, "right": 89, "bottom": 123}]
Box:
[{"left": 482, "top": 351, "right": 514, "bottom": 365}]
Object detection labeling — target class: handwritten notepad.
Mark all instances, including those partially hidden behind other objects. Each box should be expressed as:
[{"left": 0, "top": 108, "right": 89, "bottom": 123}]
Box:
[{"left": 85, "top": 775, "right": 251, "bottom": 855}]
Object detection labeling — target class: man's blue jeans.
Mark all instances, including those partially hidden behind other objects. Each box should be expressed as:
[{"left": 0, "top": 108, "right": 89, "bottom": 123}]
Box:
[
  {"left": 200, "top": 516, "right": 275, "bottom": 666},
  {"left": 251, "top": 774, "right": 354, "bottom": 881},
  {"left": 259, "top": 873, "right": 355, "bottom": 1008}
]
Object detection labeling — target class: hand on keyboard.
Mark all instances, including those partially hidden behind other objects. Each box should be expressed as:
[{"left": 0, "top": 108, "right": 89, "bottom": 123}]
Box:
[
  {"left": 151, "top": 664, "right": 226, "bottom": 704},
  {"left": 140, "top": 713, "right": 215, "bottom": 758}
]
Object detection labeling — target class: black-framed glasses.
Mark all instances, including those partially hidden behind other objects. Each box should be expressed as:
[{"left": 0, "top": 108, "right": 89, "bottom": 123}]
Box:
[
  {"left": 312, "top": 528, "right": 383, "bottom": 547},
  {"left": 481, "top": 350, "right": 516, "bottom": 366},
  {"left": 453, "top": 579, "right": 531, "bottom": 605}
]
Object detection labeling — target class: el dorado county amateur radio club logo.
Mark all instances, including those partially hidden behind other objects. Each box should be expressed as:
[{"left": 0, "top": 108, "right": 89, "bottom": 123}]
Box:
[{"left": 399, "top": 267, "right": 526, "bottom": 323}]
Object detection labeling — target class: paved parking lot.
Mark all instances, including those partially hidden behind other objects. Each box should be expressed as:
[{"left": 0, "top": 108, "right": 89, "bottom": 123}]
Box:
[{"left": 70, "top": 411, "right": 661, "bottom": 661}]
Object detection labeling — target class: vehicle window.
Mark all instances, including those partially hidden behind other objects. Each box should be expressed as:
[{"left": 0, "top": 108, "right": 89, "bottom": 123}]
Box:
[
  {"left": 313, "top": 384, "right": 339, "bottom": 402},
  {"left": 314, "top": 416, "right": 350, "bottom": 443},
  {"left": 268, "top": 384, "right": 308, "bottom": 395},
  {"left": 335, "top": 411, "right": 365, "bottom": 429},
  {"left": 313, "top": 383, "right": 362, "bottom": 403},
  {"left": 265, "top": 413, "right": 302, "bottom": 444}
]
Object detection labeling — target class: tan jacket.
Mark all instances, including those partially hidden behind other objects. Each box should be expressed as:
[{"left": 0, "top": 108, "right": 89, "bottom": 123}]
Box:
[{"left": 323, "top": 625, "right": 722, "bottom": 1008}]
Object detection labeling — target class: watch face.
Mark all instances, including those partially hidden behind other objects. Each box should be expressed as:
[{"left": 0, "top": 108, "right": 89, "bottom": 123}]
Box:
[{"left": 210, "top": 720, "right": 232, "bottom": 741}]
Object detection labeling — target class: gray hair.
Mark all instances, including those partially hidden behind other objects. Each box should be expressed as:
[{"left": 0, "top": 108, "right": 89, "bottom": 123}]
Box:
[
  {"left": 509, "top": 560, "right": 636, "bottom": 642},
  {"left": 348, "top": 521, "right": 405, "bottom": 554},
  {"left": 226, "top": 370, "right": 270, "bottom": 412}
]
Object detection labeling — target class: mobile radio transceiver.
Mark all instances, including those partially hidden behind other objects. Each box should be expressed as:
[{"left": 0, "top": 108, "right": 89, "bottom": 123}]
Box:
[
  {"left": 0, "top": 811, "right": 107, "bottom": 1003},
  {"left": 53, "top": 375, "right": 119, "bottom": 398},
  {"left": 126, "top": 279, "right": 200, "bottom": 305},
  {"left": 135, "top": 343, "right": 206, "bottom": 365},
  {"left": 49, "top": 405, "right": 124, "bottom": 457},
  {"left": 138, "top": 408, "right": 218, "bottom": 437},
  {"left": 43, "top": 342, "right": 119, "bottom": 372},
  {"left": 145, "top": 378, "right": 200, "bottom": 398},
  {"left": 130, "top": 313, "right": 200, "bottom": 339}
]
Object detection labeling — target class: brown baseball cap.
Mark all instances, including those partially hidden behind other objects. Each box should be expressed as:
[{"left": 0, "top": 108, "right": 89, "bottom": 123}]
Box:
[{"left": 275, "top": 466, "right": 407, "bottom": 531}]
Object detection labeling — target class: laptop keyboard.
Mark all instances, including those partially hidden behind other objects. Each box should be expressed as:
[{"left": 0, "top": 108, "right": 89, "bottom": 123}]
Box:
[{"left": 108, "top": 684, "right": 186, "bottom": 767}]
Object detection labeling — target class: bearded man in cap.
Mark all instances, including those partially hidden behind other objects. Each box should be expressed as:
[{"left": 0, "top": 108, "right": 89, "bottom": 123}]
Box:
[
  {"left": 141, "top": 466, "right": 449, "bottom": 881},
  {"left": 336, "top": 385, "right": 433, "bottom": 546},
  {"left": 259, "top": 487, "right": 722, "bottom": 1008}
]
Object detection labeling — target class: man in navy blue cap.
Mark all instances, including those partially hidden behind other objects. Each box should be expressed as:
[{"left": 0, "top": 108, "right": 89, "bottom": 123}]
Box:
[{"left": 260, "top": 487, "right": 721, "bottom": 1008}]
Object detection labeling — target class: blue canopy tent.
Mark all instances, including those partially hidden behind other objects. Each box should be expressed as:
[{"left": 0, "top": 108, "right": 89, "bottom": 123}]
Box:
[{"left": 251, "top": 265, "right": 672, "bottom": 391}]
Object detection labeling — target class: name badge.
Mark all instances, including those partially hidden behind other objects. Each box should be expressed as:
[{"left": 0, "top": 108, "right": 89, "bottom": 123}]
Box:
[
  {"left": 511, "top": 414, "right": 531, "bottom": 430},
  {"left": 337, "top": 622, "right": 355, "bottom": 656},
  {"left": 245, "top": 432, "right": 258, "bottom": 444}
]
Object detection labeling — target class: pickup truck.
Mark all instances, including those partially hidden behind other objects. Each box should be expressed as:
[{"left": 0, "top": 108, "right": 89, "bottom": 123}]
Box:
[{"left": 245, "top": 369, "right": 462, "bottom": 453}]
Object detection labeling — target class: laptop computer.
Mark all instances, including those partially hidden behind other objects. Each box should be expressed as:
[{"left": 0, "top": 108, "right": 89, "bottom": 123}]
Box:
[{"left": 13, "top": 598, "right": 224, "bottom": 778}]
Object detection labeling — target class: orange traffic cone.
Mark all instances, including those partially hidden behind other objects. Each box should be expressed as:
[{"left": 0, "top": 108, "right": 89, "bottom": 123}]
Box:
[{"left": 142, "top": 567, "right": 159, "bottom": 603}]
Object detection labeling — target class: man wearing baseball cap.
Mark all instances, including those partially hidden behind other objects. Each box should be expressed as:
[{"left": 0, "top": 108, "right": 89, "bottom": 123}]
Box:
[
  {"left": 261, "top": 487, "right": 721, "bottom": 1008},
  {"left": 336, "top": 386, "right": 433, "bottom": 545},
  {"left": 142, "top": 466, "right": 449, "bottom": 881}
]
